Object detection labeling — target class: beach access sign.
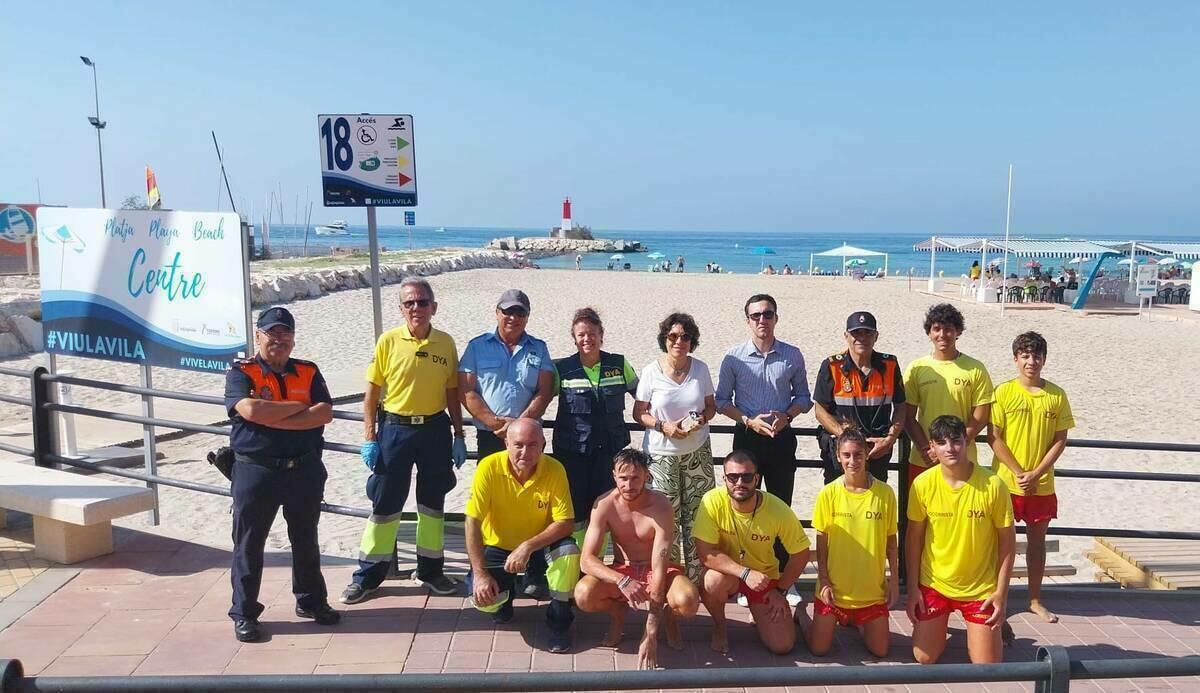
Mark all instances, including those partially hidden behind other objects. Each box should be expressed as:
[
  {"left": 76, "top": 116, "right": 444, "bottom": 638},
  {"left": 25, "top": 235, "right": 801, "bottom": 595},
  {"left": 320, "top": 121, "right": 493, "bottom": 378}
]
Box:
[
  {"left": 317, "top": 113, "right": 417, "bottom": 207},
  {"left": 37, "top": 208, "right": 248, "bottom": 373}
]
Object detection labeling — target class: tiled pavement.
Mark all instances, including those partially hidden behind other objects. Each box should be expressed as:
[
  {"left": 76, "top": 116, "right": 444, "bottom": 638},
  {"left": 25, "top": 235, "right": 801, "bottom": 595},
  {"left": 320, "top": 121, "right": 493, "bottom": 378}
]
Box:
[
  {"left": 0, "top": 512, "right": 54, "bottom": 599},
  {"left": 0, "top": 525, "right": 1198, "bottom": 692}
]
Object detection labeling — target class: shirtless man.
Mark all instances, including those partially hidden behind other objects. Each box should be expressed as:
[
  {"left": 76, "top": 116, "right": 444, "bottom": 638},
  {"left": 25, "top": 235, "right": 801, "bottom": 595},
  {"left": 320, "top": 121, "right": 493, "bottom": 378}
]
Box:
[{"left": 574, "top": 449, "right": 701, "bottom": 669}]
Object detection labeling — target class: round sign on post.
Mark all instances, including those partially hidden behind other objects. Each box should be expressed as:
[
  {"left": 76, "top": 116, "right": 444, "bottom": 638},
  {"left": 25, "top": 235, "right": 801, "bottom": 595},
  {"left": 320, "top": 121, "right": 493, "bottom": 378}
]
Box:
[{"left": 0, "top": 206, "right": 36, "bottom": 242}]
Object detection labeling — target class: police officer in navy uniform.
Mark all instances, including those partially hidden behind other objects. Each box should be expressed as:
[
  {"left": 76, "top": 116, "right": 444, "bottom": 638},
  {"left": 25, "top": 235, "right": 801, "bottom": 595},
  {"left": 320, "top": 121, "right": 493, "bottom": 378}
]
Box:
[
  {"left": 552, "top": 307, "right": 639, "bottom": 547},
  {"left": 224, "top": 307, "right": 339, "bottom": 642},
  {"left": 812, "top": 311, "right": 907, "bottom": 484}
]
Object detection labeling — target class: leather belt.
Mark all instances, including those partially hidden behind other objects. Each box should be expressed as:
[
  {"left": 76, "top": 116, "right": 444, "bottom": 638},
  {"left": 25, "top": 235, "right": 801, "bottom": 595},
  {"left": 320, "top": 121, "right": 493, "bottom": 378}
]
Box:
[
  {"left": 234, "top": 449, "right": 320, "bottom": 470},
  {"left": 384, "top": 411, "right": 447, "bottom": 426}
]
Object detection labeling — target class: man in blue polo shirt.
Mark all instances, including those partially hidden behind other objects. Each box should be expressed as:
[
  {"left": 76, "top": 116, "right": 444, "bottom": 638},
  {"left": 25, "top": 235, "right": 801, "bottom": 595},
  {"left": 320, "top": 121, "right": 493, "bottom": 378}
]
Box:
[{"left": 459, "top": 289, "right": 556, "bottom": 460}]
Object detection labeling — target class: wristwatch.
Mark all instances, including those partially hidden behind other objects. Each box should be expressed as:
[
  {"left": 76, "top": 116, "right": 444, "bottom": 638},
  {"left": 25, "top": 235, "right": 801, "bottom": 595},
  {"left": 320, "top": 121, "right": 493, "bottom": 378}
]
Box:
[{"left": 654, "top": 420, "right": 664, "bottom": 433}]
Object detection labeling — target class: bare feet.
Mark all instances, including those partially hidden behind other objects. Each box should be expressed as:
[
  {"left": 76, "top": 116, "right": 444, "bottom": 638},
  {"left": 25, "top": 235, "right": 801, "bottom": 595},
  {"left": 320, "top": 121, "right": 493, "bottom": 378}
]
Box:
[
  {"left": 710, "top": 623, "right": 729, "bottom": 654},
  {"left": 665, "top": 610, "right": 684, "bottom": 650},
  {"left": 638, "top": 635, "right": 659, "bottom": 670},
  {"left": 1001, "top": 620, "right": 1015, "bottom": 647},
  {"left": 1029, "top": 600, "right": 1059, "bottom": 624}
]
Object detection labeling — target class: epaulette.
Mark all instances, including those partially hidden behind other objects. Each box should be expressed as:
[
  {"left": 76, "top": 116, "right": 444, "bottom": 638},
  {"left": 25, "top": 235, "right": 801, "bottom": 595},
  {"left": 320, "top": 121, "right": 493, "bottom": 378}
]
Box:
[
  {"left": 876, "top": 352, "right": 897, "bottom": 361},
  {"left": 233, "top": 357, "right": 256, "bottom": 366},
  {"left": 830, "top": 353, "right": 845, "bottom": 361}
]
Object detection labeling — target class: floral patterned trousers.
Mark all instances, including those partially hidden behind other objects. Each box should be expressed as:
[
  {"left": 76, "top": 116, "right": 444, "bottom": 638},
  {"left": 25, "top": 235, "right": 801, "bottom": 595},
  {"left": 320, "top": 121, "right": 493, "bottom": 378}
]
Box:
[{"left": 648, "top": 440, "right": 715, "bottom": 583}]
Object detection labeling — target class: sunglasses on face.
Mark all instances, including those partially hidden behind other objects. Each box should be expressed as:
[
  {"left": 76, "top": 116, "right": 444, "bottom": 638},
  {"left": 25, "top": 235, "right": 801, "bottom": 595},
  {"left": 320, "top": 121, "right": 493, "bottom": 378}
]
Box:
[
  {"left": 666, "top": 332, "right": 692, "bottom": 343},
  {"left": 724, "top": 472, "right": 757, "bottom": 484},
  {"left": 402, "top": 299, "right": 432, "bottom": 309},
  {"left": 748, "top": 310, "right": 777, "bottom": 321},
  {"left": 500, "top": 307, "right": 529, "bottom": 318}
]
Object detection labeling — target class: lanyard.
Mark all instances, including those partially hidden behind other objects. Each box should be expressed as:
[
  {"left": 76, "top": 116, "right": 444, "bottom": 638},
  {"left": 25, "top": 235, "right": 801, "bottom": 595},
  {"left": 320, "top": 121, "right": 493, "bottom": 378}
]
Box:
[{"left": 732, "top": 492, "right": 762, "bottom": 562}]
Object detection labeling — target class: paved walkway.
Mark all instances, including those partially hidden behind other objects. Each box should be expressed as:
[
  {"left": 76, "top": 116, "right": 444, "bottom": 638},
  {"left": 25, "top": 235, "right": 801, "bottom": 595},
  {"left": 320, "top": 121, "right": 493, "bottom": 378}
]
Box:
[{"left": 1, "top": 522, "right": 1198, "bottom": 692}]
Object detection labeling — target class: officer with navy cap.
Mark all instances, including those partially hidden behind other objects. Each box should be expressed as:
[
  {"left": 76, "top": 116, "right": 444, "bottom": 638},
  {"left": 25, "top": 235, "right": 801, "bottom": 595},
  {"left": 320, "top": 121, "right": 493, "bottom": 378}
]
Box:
[
  {"left": 224, "top": 306, "right": 339, "bottom": 642},
  {"left": 812, "top": 311, "right": 908, "bottom": 484}
]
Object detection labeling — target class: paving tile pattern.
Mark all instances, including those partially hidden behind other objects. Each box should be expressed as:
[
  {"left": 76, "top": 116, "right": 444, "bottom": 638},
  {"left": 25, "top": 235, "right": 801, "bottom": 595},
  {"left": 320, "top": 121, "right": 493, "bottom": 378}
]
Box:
[{"left": 0, "top": 526, "right": 1197, "bottom": 692}]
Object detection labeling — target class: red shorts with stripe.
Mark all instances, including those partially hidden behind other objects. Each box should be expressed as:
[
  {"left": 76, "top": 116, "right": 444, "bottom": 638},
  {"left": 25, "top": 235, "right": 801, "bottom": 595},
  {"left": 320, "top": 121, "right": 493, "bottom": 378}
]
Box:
[
  {"left": 907, "top": 463, "right": 931, "bottom": 489},
  {"left": 813, "top": 597, "right": 889, "bottom": 626},
  {"left": 1011, "top": 493, "right": 1057, "bottom": 524},
  {"left": 917, "top": 585, "right": 994, "bottom": 625},
  {"left": 737, "top": 578, "right": 779, "bottom": 606},
  {"left": 612, "top": 563, "right": 683, "bottom": 601}
]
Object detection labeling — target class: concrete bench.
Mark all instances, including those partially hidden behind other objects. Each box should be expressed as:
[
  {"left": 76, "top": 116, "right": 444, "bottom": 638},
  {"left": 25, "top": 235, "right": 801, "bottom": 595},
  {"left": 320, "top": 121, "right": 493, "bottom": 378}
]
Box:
[{"left": 0, "top": 461, "right": 155, "bottom": 564}]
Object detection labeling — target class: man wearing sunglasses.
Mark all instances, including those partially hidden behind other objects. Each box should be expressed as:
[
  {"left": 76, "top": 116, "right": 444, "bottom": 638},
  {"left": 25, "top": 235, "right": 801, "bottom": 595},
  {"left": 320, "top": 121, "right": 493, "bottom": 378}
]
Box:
[
  {"left": 812, "top": 311, "right": 907, "bottom": 484},
  {"left": 715, "top": 294, "right": 811, "bottom": 586},
  {"left": 694, "top": 450, "right": 811, "bottom": 656},
  {"left": 342, "top": 277, "right": 466, "bottom": 604}
]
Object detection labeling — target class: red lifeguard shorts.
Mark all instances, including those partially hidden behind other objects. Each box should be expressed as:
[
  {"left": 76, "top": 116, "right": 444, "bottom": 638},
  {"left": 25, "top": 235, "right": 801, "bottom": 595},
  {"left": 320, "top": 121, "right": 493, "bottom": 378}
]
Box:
[
  {"left": 611, "top": 563, "right": 684, "bottom": 601},
  {"left": 813, "top": 597, "right": 889, "bottom": 626},
  {"left": 737, "top": 578, "right": 779, "bottom": 606},
  {"left": 907, "top": 463, "right": 931, "bottom": 489},
  {"left": 1011, "top": 493, "right": 1057, "bottom": 524},
  {"left": 917, "top": 585, "right": 994, "bottom": 625}
]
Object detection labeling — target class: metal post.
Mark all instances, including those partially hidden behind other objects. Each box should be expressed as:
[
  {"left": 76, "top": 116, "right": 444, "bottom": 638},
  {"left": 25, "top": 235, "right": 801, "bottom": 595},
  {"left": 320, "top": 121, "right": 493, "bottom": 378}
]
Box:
[
  {"left": 88, "top": 63, "right": 106, "bottom": 208},
  {"left": 139, "top": 365, "right": 160, "bottom": 525},
  {"left": 29, "top": 367, "right": 57, "bottom": 468},
  {"left": 1036, "top": 645, "right": 1072, "bottom": 693},
  {"left": 241, "top": 221, "right": 254, "bottom": 355},
  {"left": 366, "top": 206, "right": 383, "bottom": 340},
  {"left": 0, "top": 658, "right": 23, "bottom": 693},
  {"left": 897, "top": 434, "right": 911, "bottom": 584}
]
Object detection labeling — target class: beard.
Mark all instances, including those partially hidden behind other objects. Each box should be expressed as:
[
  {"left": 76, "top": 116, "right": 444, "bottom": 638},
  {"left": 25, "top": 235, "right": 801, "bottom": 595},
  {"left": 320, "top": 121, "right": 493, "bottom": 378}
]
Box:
[{"left": 728, "top": 486, "right": 755, "bottom": 502}]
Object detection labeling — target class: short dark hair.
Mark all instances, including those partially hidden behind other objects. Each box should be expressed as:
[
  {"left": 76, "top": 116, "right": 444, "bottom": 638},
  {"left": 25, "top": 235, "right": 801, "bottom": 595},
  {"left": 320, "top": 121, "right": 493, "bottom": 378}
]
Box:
[
  {"left": 1012, "top": 331, "right": 1047, "bottom": 358},
  {"left": 612, "top": 449, "right": 649, "bottom": 472},
  {"left": 571, "top": 306, "right": 604, "bottom": 337},
  {"left": 836, "top": 427, "right": 869, "bottom": 453},
  {"left": 744, "top": 293, "right": 777, "bottom": 317},
  {"left": 724, "top": 449, "right": 758, "bottom": 473},
  {"left": 924, "top": 303, "right": 965, "bottom": 334},
  {"left": 928, "top": 415, "right": 967, "bottom": 443},
  {"left": 656, "top": 312, "right": 701, "bottom": 353}
]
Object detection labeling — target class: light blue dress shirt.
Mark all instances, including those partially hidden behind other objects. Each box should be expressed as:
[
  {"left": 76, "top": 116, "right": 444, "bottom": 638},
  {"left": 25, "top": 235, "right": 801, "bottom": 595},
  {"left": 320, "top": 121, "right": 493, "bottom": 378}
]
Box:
[
  {"left": 715, "top": 338, "right": 812, "bottom": 418},
  {"left": 458, "top": 330, "right": 555, "bottom": 429}
]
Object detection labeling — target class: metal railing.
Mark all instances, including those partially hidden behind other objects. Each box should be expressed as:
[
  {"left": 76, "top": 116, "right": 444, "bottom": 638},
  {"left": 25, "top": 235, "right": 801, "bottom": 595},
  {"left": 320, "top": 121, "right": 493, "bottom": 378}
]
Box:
[{"left": 3, "top": 646, "right": 1200, "bottom": 692}]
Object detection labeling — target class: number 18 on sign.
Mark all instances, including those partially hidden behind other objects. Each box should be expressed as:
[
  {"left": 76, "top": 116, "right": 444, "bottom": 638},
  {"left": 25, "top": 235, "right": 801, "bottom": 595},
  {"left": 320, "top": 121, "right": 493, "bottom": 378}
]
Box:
[{"left": 317, "top": 114, "right": 417, "bottom": 207}]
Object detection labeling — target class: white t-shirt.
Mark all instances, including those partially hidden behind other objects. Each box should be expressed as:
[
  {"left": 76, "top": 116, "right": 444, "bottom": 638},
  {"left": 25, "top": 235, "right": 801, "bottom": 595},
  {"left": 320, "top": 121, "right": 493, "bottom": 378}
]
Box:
[{"left": 636, "top": 357, "right": 715, "bottom": 456}]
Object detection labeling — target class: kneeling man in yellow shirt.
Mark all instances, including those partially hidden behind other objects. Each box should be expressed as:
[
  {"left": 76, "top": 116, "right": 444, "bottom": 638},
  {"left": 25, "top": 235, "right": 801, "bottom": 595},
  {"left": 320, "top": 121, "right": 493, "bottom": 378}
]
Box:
[{"left": 906, "top": 415, "right": 1015, "bottom": 664}]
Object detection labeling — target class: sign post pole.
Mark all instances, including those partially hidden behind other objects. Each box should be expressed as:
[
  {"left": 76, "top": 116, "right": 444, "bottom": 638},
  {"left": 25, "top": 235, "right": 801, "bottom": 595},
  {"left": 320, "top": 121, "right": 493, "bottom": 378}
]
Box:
[
  {"left": 139, "top": 364, "right": 160, "bottom": 525},
  {"left": 367, "top": 206, "right": 383, "bottom": 340}
]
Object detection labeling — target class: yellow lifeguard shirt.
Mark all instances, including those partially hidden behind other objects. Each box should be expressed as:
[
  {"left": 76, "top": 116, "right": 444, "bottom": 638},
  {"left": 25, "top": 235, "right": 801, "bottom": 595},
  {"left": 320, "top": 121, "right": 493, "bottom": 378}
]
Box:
[
  {"left": 907, "top": 464, "right": 1014, "bottom": 601},
  {"left": 903, "top": 354, "right": 995, "bottom": 468},
  {"left": 365, "top": 325, "right": 458, "bottom": 416},
  {"left": 464, "top": 451, "right": 573, "bottom": 551},
  {"left": 692, "top": 488, "right": 810, "bottom": 580},
  {"left": 811, "top": 478, "right": 897, "bottom": 609},
  {"left": 990, "top": 379, "right": 1075, "bottom": 496}
]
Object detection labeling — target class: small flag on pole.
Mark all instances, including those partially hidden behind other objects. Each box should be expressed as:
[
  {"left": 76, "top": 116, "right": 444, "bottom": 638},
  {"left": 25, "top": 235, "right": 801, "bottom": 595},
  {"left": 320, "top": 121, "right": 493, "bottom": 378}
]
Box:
[{"left": 146, "top": 166, "right": 162, "bottom": 210}]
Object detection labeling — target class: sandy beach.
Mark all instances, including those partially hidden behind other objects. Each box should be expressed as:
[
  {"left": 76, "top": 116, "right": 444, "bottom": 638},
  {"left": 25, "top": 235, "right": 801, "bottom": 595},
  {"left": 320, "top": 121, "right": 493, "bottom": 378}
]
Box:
[{"left": 4, "top": 267, "right": 1199, "bottom": 580}]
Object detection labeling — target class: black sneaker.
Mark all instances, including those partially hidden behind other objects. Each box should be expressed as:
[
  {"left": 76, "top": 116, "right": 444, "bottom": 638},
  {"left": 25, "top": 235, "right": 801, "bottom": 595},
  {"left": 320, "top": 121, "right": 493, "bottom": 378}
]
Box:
[
  {"left": 296, "top": 603, "right": 341, "bottom": 626},
  {"left": 419, "top": 574, "right": 460, "bottom": 596},
  {"left": 339, "top": 583, "right": 377, "bottom": 605},
  {"left": 233, "top": 618, "right": 260, "bottom": 642},
  {"left": 522, "top": 581, "right": 550, "bottom": 601},
  {"left": 547, "top": 631, "right": 571, "bottom": 654},
  {"left": 493, "top": 600, "right": 515, "bottom": 625}
]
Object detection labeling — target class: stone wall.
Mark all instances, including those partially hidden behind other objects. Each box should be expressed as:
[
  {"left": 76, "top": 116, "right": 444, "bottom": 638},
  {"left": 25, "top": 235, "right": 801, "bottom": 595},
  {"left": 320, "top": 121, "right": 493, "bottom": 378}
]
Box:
[{"left": 485, "top": 237, "right": 644, "bottom": 257}]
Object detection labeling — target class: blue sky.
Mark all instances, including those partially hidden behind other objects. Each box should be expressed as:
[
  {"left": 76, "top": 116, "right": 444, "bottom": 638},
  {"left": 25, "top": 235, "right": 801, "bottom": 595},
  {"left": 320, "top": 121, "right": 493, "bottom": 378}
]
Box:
[{"left": 2, "top": 2, "right": 1198, "bottom": 235}]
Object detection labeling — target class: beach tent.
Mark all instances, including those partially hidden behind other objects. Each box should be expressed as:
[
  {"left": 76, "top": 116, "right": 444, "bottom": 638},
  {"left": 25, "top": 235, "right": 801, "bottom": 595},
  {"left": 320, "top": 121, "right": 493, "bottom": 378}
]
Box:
[{"left": 809, "top": 243, "right": 888, "bottom": 276}]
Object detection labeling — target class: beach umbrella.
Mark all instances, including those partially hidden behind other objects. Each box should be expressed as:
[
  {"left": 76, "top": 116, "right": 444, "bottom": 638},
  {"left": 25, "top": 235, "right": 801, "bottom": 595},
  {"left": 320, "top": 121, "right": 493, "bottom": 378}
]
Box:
[
  {"left": 647, "top": 252, "right": 666, "bottom": 260},
  {"left": 844, "top": 258, "right": 868, "bottom": 266},
  {"left": 750, "top": 246, "right": 777, "bottom": 255},
  {"left": 1116, "top": 258, "right": 1143, "bottom": 265},
  {"left": 1182, "top": 261, "right": 1193, "bottom": 269},
  {"left": 1067, "top": 256, "right": 1086, "bottom": 264},
  {"left": 1024, "top": 260, "right": 1041, "bottom": 268},
  {"left": 1156, "top": 257, "right": 1179, "bottom": 266},
  {"left": 610, "top": 253, "right": 624, "bottom": 260}
]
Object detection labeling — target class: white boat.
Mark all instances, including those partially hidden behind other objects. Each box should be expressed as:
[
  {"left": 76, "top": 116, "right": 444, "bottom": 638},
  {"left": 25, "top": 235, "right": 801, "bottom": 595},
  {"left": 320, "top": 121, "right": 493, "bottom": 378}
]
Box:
[
  {"left": 434, "top": 226, "right": 446, "bottom": 233},
  {"left": 315, "top": 220, "right": 349, "bottom": 236}
]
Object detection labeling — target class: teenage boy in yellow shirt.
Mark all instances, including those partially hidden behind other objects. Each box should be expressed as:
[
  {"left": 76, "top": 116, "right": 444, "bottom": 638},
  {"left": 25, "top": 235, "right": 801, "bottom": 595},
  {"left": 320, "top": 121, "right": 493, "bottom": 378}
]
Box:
[
  {"left": 989, "top": 331, "right": 1073, "bottom": 624},
  {"left": 906, "top": 415, "right": 1015, "bottom": 664}
]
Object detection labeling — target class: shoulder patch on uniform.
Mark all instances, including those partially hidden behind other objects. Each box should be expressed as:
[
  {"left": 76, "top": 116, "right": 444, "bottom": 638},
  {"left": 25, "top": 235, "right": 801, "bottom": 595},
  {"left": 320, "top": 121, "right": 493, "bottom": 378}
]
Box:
[
  {"left": 233, "top": 357, "right": 255, "bottom": 365},
  {"left": 830, "top": 354, "right": 844, "bottom": 361}
]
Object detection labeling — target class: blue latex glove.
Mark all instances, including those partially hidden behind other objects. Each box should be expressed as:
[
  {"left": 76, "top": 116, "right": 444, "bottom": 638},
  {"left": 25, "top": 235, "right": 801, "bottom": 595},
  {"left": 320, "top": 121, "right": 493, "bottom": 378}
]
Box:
[
  {"left": 361, "top": 441, "right": 380, "bottom": 471},
  {"left": 452, "top": 436, "right": 468, "bottom": 469}
]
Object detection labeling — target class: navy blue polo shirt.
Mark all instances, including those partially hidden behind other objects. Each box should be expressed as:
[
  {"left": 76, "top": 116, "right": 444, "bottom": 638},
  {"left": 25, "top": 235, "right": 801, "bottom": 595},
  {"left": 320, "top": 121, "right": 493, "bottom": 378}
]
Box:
[{"left": 224, "top": 355, "right": 332, "bottom": 457}]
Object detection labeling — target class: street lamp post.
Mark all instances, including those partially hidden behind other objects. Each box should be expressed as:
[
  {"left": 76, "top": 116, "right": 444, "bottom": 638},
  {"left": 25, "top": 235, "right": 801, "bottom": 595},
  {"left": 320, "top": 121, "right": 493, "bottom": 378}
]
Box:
[{"left": 80, "top": 56, "right": 107, "bottom": 207}]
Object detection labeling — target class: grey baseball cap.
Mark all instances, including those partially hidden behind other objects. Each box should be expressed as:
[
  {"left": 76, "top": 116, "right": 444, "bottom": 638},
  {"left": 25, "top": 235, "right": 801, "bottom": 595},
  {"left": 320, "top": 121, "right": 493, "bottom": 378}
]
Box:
[{"left": 496, "top": 289, "right": 531, "bottom": 311}]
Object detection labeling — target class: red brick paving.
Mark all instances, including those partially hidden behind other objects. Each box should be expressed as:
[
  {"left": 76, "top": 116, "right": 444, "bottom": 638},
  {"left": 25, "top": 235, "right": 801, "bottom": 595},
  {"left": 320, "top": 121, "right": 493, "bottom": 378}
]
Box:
[{"left": 0, "top": 531, "right": 1197, "bottom": 692}]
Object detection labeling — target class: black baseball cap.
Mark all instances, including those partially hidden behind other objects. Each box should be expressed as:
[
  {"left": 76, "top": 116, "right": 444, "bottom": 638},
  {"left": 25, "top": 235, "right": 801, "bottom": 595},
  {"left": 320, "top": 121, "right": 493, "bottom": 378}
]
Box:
[
  {"left": 846, "top": 311, "right": 878, "bottom": 332},
  {"left": 257, "top": 307, "right": 295, "bottom": 331},
  {"left": 496, "top": 289, "right": 531, "bottom": 311}
]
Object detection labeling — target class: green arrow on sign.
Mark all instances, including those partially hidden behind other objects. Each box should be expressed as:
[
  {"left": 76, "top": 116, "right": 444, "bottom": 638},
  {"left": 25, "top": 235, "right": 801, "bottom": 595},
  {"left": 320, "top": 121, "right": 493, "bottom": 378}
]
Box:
[{"left": 395, "top": 137, "right": 409, "bottom": 150}]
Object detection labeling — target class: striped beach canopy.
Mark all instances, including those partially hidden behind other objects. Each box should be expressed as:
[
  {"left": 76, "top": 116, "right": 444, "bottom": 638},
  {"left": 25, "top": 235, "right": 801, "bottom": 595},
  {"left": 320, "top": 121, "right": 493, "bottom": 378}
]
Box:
[
  {"left": 982, "top": 239, "right": 1117, "bottom": 258},
  {"left": 912, "top": 236, "right": 995, "bottom": 252},
  {"left": 1136, "top": 242, "right": 1200, "bottom": 260}
]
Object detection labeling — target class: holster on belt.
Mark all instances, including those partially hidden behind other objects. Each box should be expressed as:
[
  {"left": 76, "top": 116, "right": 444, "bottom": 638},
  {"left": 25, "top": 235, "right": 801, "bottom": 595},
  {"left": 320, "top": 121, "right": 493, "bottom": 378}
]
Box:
[{"left": 207, "top": 446, "right": 236, "bottom": 481}]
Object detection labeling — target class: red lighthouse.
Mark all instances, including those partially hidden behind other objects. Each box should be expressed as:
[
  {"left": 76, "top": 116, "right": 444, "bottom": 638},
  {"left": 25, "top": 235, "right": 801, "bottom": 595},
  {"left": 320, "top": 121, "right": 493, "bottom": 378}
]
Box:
[{"left": 561, "top": 197, "right": 573, "bottom": 231}]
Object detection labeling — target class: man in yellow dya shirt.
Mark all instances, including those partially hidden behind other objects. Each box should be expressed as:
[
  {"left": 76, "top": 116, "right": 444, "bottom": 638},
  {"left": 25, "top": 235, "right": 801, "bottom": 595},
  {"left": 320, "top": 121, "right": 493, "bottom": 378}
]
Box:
[
  {"left": 988, "top": 331, "right": 1073, "bottom": 624},
  {"left": 906, "top": 415, "right": 1015, "bottom": 665},
  {"left": 465, "top": 418, "right": 580, "bottom": 654},
  {"left": 903, "top": 303, "right": 995, "bottom": 489},
  {"left": 694, "top": 451, "right": 811, "bottom": 656},
  {"left": 804, "top": 428, "right": 898, "bottom": 659}
]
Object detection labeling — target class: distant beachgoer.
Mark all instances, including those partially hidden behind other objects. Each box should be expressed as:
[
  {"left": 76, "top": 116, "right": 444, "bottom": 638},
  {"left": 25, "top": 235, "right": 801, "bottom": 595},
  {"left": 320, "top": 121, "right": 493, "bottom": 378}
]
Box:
[
  {"left": 988, "top": 331, "right": 1073, "bottom": 625},
  {"left": 632, "top": 312, "right": 717, "bottom": 582},
  {"left": 575, "top": 254, "right": 582, "bottom": 270},
  {"left": 970, "top": 261, "right": 981, "bottom": 281},
  {"left": 782, "top": 264, "right": 793, "bottom": 275},
  {"left": 907, "top": 415, "right": 1015, "bottom": 665},
  {"left": 676, "top": 255, "right": 685, "bottom": 272},
  {"left": 761, "top": 265, "right": 776, "bottom": 275},
  {"left": 705, "top": 262, "right": 712, "bottom": 273}
]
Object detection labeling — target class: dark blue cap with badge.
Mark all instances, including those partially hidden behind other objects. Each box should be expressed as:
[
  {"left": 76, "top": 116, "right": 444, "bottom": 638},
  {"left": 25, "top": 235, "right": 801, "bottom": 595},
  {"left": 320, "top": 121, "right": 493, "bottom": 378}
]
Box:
[
  {"left": 846, "top": 311, "right": 878, "bottom": 332},
  {"left": 257, "top": 306, "right": 295, "bottom": 331}
]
